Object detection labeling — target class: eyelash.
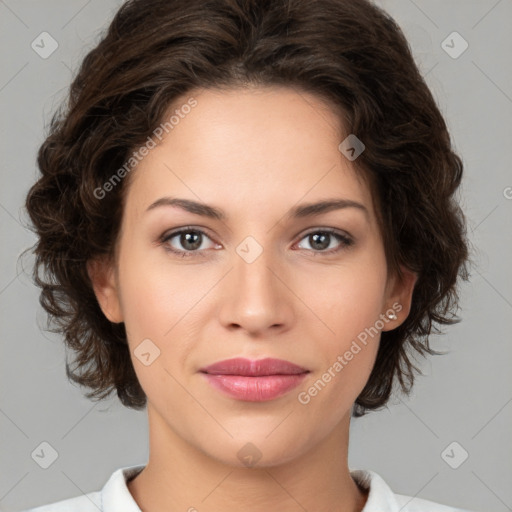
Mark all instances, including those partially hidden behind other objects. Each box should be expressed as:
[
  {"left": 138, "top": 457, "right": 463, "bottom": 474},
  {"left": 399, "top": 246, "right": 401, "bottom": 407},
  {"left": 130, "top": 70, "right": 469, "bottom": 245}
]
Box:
[{"left": 159, "top": 226, "right": 354, "bottom": 259}]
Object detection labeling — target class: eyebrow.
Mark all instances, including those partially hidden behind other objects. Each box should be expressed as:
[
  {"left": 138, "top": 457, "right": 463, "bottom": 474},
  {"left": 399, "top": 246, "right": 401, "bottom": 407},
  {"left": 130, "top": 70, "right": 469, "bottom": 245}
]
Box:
[{"left": 145, "top": 196, "right": 369, "bottom": 221}]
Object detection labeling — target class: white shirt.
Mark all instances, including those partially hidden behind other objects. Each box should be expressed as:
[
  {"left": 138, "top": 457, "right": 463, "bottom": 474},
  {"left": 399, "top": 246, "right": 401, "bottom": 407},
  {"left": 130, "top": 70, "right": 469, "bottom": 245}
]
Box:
[{"left": 24, "top": 464, "right": 473, "bottom": 511}]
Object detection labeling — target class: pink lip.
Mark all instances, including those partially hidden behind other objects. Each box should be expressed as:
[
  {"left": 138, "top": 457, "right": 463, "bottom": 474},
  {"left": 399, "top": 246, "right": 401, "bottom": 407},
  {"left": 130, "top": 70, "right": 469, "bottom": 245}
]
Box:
[
  {"left": 199, "top": 357, "right": 310, "bottom": 402},
  {"left": 200, "top": 357, "right": 308, "bottom": 376}
]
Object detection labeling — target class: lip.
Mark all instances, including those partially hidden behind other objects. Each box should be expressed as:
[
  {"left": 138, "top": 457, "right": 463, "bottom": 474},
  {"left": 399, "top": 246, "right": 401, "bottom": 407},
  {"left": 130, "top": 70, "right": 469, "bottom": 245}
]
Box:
[
  {"left": 199, "top": 357, "right": 310, "bottom": 402},
  {"left": 200, "top": 357, "right": 309, "bottom": 376}
]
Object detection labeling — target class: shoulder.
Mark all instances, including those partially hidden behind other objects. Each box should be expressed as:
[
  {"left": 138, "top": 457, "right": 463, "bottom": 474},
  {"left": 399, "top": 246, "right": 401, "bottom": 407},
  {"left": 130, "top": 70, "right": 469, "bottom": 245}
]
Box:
[
  {"left": 20, "top": 464, "right": 146, "bottom": 512},
  {"left": 350, "top": 469, "right": 475, "bottom": 512},
  {"left": 20, "top": 491, "right": 101, "bottom": 512},
  {"left": 394, "top": 493, "right": 473, "bottom": 512}
]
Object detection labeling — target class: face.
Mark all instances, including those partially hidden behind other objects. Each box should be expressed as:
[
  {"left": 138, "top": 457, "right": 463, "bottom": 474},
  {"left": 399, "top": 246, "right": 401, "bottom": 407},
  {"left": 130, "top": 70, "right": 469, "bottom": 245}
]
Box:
[{"left": 89, "top": 86, "right": 416, "bottom": 467}]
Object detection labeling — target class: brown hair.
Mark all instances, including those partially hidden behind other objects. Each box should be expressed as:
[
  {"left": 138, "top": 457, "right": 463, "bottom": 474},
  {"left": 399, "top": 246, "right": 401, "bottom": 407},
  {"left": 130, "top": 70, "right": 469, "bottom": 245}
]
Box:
[{"left": 24, "top": 0, "right": 472, "bottom": 417}]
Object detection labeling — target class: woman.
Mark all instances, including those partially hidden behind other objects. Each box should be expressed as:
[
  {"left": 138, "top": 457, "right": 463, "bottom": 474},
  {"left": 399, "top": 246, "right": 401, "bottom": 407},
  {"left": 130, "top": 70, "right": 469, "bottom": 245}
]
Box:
[{"left": 23, "top": 0, "right": 473, "bottom": 510}]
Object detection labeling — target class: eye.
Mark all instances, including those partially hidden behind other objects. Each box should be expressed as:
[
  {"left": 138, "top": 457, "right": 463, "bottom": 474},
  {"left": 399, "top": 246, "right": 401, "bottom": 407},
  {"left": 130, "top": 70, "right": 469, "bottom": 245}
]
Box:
[
  {"left": 295, "top": 228, "right": 354, "bottom": 255},
  {"left": 159, "top": 226, "right": 354, "bottom": 259},
  {"left": 160, "top": 227, "right": 218, "bottom": 258}
]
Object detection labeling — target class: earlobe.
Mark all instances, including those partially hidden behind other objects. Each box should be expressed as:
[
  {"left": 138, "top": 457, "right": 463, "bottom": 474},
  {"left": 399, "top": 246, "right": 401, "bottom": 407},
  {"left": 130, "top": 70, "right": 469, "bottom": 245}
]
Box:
[
  {"left": 382, "top": 266, "right": 418, "bottom": 330},
  {"left": 86, "top": 257, "right": 123, "bottom": 323}
]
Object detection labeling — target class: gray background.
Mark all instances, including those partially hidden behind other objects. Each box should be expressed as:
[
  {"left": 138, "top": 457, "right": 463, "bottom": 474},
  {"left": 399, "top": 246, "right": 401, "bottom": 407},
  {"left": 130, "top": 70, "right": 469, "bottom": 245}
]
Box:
[{"left": 1, "top": 1, "right": 511, "bottom": 511}]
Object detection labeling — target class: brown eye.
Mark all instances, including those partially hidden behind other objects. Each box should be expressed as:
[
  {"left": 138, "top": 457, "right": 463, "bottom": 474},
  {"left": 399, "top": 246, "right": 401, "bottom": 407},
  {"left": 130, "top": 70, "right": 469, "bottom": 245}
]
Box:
[
  {"left": 160, "top": 227, "right": 217, "bottom": 258},
  {"left": 296, "top": 229, "right": 354, "bottom": 254}
]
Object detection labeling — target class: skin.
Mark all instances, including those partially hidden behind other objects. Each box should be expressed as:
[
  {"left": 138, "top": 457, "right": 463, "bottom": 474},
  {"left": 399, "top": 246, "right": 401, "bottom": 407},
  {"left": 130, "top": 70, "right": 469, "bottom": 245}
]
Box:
[{"left": 88, "top": 86, "right": 417, "bottom": 512}]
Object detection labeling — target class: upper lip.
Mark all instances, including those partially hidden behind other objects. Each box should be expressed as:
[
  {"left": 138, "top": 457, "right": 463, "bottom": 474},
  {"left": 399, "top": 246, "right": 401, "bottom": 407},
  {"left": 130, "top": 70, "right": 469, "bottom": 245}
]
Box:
[{"left": 200, "top": 357, "right": 309, "bottom": 376}]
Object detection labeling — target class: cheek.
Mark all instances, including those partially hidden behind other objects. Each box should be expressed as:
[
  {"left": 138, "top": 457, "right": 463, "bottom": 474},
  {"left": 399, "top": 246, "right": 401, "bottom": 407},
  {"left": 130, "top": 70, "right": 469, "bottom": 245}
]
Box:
[
  {"left": 301, "top": 258, "right": 387, "bottom": 337},
  {"left": 116, "top": 243, "right": 213, "bottom": 388},
  {"left": 116, "top": 248, "right": 199, "bottom": 401},
  {"left": 296, "top": 257, "right": 386, "bottom": 398},
  {"left": 117, "top": 243, "right": 195, "bottom": 334},
  {"left": 297, "top": 282, "right": 382, "bottom": 430}
]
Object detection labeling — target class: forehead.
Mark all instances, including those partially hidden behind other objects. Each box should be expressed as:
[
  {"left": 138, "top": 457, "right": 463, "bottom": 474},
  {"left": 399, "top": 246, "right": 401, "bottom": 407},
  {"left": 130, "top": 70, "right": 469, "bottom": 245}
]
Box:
[{"left": 123, "top": 86, "right": 375, "bottom": 222}]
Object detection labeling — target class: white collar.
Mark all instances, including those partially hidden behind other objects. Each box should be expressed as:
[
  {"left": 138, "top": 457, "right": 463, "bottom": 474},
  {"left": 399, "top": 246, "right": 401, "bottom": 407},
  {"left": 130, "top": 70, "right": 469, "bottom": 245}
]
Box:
[
  {"left": 98, "top": 464, "right": 464, "bottom": 512},
  {"left": 100, "top": 464, "right": 398, "bottom": 511}
]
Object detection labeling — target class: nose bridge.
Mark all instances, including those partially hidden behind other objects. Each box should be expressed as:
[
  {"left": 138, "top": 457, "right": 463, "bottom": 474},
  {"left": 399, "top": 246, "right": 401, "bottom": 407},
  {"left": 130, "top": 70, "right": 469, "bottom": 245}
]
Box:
[
  {"left": 219, "top": 232, "right": 291, "bottom": 331},
  {"left": 233, "top": 234, "right": 280, "bottom": 301}
]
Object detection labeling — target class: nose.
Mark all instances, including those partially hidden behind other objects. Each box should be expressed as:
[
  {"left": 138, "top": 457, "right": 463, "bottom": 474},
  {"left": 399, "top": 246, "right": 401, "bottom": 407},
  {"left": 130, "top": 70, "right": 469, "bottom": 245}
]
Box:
[{"left": 217, "top": 242, "right": 294, "bottom": 335}]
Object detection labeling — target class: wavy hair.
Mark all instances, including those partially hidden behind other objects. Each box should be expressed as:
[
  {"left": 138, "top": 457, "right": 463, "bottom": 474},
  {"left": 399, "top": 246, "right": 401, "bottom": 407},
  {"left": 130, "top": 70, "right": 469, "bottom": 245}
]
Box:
[{"left": 24, "top": 0, "right": 472, "bottom": 417}]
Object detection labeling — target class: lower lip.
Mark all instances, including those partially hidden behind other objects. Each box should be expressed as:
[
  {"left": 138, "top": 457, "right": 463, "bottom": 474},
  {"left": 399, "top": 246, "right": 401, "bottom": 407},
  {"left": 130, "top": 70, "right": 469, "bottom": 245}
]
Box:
[{"left": 201, "top": 373, "right": 309, "bottom": 401}]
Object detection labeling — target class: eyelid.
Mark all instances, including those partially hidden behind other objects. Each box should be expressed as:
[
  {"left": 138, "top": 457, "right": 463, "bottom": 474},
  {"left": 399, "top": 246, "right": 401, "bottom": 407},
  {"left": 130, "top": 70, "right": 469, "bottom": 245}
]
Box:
[
  {"left": 297, "top": 226, "right": 353, "bottom": 241},
  {"left": 159, "top": 225, "right": 354, "bottom": 257},
  {"left": 159, "top": 225, "right": 219, "bottom": 256},
  {"left": 293, "top": 227, "right": 354, "bottom": 252}
]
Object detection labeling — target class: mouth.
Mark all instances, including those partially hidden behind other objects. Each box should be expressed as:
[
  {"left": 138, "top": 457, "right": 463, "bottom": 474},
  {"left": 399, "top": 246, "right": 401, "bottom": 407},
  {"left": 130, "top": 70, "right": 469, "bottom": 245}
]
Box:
[
  {"left": 199, "top": 357, "right": 310, "bottom": 376},
  {"left": 199, "top": 357, "right": 310, "bottom": 402}
]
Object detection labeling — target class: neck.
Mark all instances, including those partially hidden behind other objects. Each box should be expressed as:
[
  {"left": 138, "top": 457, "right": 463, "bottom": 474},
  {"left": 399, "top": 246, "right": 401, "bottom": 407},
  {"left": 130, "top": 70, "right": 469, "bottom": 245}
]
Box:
[{"left": 128, "top": 404, "right": 368, "bottom": 512}]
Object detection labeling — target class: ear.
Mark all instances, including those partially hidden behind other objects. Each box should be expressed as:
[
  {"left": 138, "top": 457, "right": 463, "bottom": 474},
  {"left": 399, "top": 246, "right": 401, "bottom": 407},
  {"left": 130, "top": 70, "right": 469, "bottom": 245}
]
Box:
[
  {"left": 381, "top": 265, "right": 418, "bottom": 331},
  {"left": 86, "top": 256, "right": 123, "bottom": 323}
]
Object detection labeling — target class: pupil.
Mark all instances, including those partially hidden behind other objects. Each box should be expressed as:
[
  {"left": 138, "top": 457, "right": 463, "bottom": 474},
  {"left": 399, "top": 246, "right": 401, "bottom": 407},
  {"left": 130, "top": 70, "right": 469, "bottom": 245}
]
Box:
[
  {"left": 182, "top": 232, "right": 201, "bottom": 250},
  {"left": 311, "top": 233, "right": 329, "bottom": 250}
]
